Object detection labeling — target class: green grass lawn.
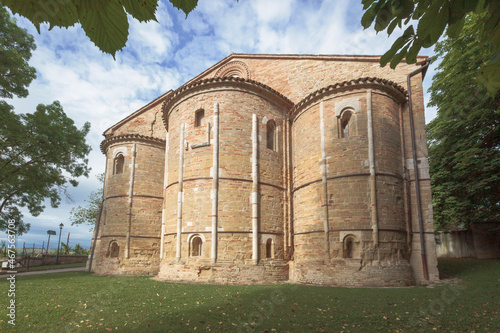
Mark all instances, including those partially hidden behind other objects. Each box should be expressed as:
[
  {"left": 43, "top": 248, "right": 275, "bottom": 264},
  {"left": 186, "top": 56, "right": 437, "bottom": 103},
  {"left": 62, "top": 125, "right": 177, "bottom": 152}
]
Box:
[{"left": 0, "top": 258, "right": 498, "bottom": 332}]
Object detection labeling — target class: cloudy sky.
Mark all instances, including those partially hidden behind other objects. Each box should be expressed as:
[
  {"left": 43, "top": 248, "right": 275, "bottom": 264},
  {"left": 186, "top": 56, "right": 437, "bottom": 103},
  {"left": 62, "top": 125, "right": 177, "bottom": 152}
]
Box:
[{"left": 5, "top": 0, "right": 438, "bottom": 250}]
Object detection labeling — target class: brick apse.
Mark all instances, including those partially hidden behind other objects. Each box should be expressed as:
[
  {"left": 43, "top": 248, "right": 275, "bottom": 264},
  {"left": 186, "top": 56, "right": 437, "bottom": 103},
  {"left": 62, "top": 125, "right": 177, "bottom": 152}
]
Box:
[{"left": 89, "top": 54, "right": 439, "bottom": 287}]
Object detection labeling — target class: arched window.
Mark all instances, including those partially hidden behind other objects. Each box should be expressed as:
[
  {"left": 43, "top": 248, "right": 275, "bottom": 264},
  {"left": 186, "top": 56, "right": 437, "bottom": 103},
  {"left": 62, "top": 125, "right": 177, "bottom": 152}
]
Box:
[
  {"left": 114, "top": 154, "right": 124, "bottom": 174},
  {"left": 266, "top": 239, "right": 273, "bottom": 259},
  {"left": 345, "top": 239, "right": 353, "bottom": 258},
  {"left": 191, "top": 236, "right": 202, "bottom": 257},
  {"left": 266, "top": 120, "right": 276, "bottom": 151},
  {"left": 195, "top": 109, "right": 205, "bottom": 127},
  {"left": 343, "top": 237, "right": 355, "bottom": 258},
  {"left": 341, "top": 111, "right": 352, "bottom": 138},
  {"left": 109, "top": 242, "right": 120, "bottom": 258}
]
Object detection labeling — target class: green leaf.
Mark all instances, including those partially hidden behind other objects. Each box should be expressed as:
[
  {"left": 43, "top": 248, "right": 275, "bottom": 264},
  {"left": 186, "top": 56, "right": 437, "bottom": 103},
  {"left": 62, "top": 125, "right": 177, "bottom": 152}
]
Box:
[
  {"left": 374, "top": 4, "right": 394, "bottom": 31},
  {"left": 78, "top": 0, "right": 129, "bottom": 57},
  {"left": 362, "top": 0, "right": 376, "bottom": 11},
  {"left": 405, "top": 40, "right": 421, "bottom": 64},
  {"left": 169, "top": 0, "right": 198, "bottom": 17},
  {"left": 446, "top": 16, "right": 465, "bottom": 38},
  {"left": 387, "top": 17, "right": 399, "bottom": 35},
  {"left": 421, "top": 34, "right": 433, "bottom": 48},
  {"left": 3, "top": 0, "right": 79, "bottom": 30},
  {"left": 361, "top": 3, "right": 379, "bottom": 29},
  {"left": 477, "top": 56, "right": 500, "bottom": 97},
  {"left": 398, "top": 0, "right": 414, "bottom": 18},
  {"left": 416, "top": 0, "right": 441, "bottom": 40},
  {"left": 120, "top": 0, "right": 159, "bottom": 22},
  {"left": 447, "top": 1, "right": 467, "bottom": 25},
  {"left": 389, "top": 44, "right": 409, "bottom": 68},
  {"left": 380, "top": 25, "right": 414, "bottom": 67},
  {"left": 429, "top": 2, "right": 449, "bottom": 44},
  {"left": 483, "top": 9, "right": 500, "bottom": 45}
]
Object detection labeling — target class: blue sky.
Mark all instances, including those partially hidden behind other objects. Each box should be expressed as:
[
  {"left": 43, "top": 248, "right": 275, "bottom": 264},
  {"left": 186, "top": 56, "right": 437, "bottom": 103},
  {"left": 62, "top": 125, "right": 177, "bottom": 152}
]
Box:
[{"left": 3, "top": 0, "right": 438, "bottom": 249}]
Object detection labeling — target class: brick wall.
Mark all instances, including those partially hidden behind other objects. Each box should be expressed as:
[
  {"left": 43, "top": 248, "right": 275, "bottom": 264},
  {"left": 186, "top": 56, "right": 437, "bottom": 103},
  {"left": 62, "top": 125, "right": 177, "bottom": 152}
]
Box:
[
  {"left": 160, "top": 80, "right": 290, "bottom": 273},
  {"left": 91, "top": 54, "right": 439, "bottom": 286},
  {"left": 92, "top": 139, "right": 164, "bottom": 276}
]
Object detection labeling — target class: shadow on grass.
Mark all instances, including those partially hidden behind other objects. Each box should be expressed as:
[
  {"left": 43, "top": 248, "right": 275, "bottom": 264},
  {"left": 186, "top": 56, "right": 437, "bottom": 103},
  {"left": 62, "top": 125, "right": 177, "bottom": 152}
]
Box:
[{"left": 438, "top": 257, "right": 499, "bottom": 280}]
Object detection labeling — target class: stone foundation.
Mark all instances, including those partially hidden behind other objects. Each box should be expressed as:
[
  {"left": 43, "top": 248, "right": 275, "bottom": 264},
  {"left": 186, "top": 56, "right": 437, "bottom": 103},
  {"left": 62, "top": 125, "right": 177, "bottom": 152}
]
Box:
[
  {"left": 157, "top": 259, "right": 289, "bottom": 284},
  {"left": 92, "top": 256, "right": 160, "bottom": 276},
  {"left": 290, "top": 259, "right": 414, "bottom": 287}
]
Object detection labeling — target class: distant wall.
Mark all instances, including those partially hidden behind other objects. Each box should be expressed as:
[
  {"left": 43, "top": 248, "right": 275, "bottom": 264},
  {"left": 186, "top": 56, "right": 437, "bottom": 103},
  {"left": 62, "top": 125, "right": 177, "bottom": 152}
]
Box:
[
  {"left": 471, "top": 222, "right": 500, "bottom": 259},
  {"left": 435, "top": 231, "right": 475, "bottom": 258},
  {"left": 17, "top": 255, "right": 88, "bottom": 267},
  {"left": 436, "top": 224, "right": 500, "bottom": 259}
]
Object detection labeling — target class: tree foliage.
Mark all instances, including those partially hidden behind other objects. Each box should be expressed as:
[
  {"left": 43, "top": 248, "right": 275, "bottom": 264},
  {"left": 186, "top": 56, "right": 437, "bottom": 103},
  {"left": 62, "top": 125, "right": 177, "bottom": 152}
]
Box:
[
  {"left": 0, "top": 5, "right": 36, "bottom": 99},
  {"left": 0, "top": 101, "right": 91, "bottom": 234},
  {"left": 2, "top": 0, "right": 199, "bottom": 57},
  {"left": 361, "top": 0, "right": 500, "bottom": 96},
  {"left": 73, "top": 243, "right": 88, "bottom": 255},
  {"left": 0, "top": 7, "right": 91, "bottom": 235},
  {"left": 61, "top": 241, "right": 72, "bottom": 255},
  {"left": 427, "top": 13, "right": 500, "bottom": 230},
  {"left": 69, "top": 173, "right": 103, "bottom": 230}
]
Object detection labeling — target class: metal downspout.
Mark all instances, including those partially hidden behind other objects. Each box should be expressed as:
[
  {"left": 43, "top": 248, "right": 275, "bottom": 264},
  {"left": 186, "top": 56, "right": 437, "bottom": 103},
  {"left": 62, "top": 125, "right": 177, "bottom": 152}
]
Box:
[{"left": 407, "top": 59, "right": 430, "bottom": 280}]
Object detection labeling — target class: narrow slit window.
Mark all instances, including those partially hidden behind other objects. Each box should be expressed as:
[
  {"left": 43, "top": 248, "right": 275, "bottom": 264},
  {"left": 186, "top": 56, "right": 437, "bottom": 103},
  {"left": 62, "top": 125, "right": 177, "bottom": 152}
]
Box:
[
  {"left": 195, "top": 109, "right": 205, "bottom": 127},
  {"left": 114, "top": 154, "right": 124, "bottom": 174},
  {"left": 267, "top": 120, "right": 276, "bottom": 150},
  {"left": 266, "top": 239, "right": 273, "bottom": 259},
  {"left": 341, "top": 111, "right": 352, "bottom": 138}
]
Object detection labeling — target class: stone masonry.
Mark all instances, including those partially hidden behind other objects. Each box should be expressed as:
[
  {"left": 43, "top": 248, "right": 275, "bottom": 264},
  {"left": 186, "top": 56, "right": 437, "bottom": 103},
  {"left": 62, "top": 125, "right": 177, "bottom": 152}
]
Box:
[{"left": 90, "top": 54, "right": 439, "bottom": 287}]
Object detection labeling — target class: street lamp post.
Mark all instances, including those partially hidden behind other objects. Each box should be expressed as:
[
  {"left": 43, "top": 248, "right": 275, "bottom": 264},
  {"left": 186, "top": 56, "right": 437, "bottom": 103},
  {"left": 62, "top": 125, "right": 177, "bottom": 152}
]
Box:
[{"left": 55, "top": 223, "right": 64, "bottom": 265}]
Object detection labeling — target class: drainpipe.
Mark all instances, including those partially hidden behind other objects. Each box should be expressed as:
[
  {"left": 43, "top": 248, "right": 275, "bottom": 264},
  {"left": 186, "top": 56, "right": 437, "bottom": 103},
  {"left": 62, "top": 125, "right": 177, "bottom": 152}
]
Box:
[{"left": 407, "top": 59, "right": 430, "bottom": 280}]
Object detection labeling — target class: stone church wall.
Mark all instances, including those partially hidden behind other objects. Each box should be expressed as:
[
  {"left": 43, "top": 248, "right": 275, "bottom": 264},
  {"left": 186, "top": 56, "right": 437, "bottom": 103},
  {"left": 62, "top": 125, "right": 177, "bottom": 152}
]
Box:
[
  {"left": 92, "top": 137, "right": 164, "bottom": 276},
  {"left": 90, "top": 54, "right": 439, "bottom": 286}
]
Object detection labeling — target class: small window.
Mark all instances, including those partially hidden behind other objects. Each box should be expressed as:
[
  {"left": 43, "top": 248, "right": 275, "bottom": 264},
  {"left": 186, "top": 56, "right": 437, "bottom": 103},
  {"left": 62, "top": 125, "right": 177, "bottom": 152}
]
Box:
[
  {"left": 341, "top": 111, "right": 352, "bottom": 138},
  {"left": 195, "top": 109, "right": 205, "bottom": 127},
  {"left": 266, "top": 120, "right": 276, "bottom": 150},
  {"left": 114, "top": 154, "right": 124, "bottom": 174},
  {"left": 110, "top": 242, "right": 120, "bottom": 258},
  {"left": 191, "top": 236, "right": 202, "bottom": 257},
  {"left": 344, "top": 237, "right": 354, "bottom": 258},
  {"left": 266, "top": 239, "right": 273, "bottom": 259}
]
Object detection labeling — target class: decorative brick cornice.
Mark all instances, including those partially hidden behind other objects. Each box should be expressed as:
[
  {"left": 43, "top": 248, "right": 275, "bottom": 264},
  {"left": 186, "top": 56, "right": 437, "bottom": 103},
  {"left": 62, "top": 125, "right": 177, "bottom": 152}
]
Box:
[
  {"left": 290, "top": 77, "right": 408, "bottom": 121},
  {"left": 161, "top": 76, "right": 294, "bottom": 130},
  {"left": 214, "top": 60, "right": 251, "bottom": 79},
  {"left": 100, "top": 134, "right": 166, "bottom": 154}
]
